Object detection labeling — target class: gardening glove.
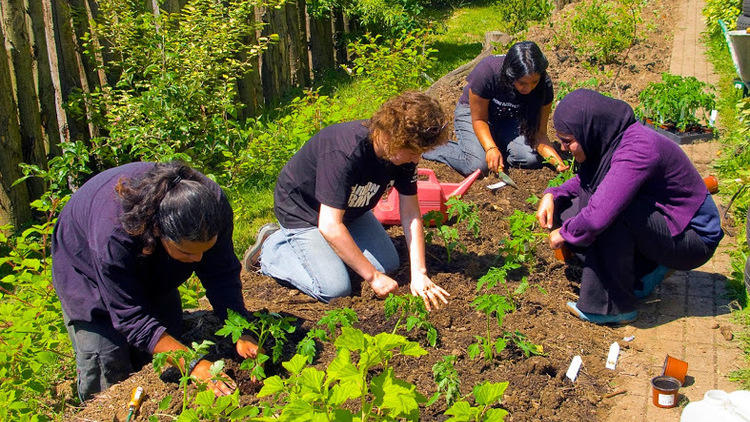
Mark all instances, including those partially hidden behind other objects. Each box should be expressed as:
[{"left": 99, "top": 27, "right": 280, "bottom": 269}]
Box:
[
  {"left": 190, "top": 359, "right": 237, "bottom": 397},
  {"left": 236, "top": 334, "right": 262, "bottom": 359},
  {"left": 485, "top": 146, "right": 503, "bottom": 174},
  {"left": 410, "top": 273, "right": 450, "bottom": 312},
  {"left": 536, "top": 193, "right": 555, "bottom": 230}
]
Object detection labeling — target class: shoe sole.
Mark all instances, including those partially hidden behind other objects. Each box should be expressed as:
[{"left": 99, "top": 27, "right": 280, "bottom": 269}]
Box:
[
  {"left": 242, "top": 224, "right": 278, "bottom": 271},
  {"left": 566, "top": 302, "right": 637, "bottom": 326}
]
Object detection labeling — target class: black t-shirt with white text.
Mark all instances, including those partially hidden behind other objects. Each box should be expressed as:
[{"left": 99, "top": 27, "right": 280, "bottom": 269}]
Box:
[
  {"left": 457, "top": 55, "right": 554, "bottom": 127},
  {"left": 274, "top": 120, "right": 418, "bottom": 228}
]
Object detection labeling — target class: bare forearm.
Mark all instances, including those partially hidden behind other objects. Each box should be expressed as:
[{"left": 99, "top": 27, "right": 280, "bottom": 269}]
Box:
[
  {"left": 536, "top": 141, "right": 565, "bottom": 167},
  {"left": 472, "top": 119, "right": 497, "bottom": 152},
  {"left": 400, "top": 203, "right": 427, "bottom": 277}
]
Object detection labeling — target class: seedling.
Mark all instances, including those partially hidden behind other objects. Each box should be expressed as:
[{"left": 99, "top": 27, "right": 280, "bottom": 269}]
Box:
[
  {"left": 468, "top": 294, "right": 515, "bottom": 361},
  {"left": 506, "top": 330, "right": 544, "bottom": 358},
  {"left": 384, "top": 293, "right": 438, "bottom": 347},
  {"left": 257, "top": 327, "right": 428, "bottom": 421},
  {"left": 546, "top": 159, "right": 576, "bottom": 188},
  {"left": 446, "top": 196, "right": 481, "bottom": 238},
  {"left": 296, "top": 307, "right": 359, "bottom": 362},
  {"left": 216, "top": 309, "right": 296, "bottom": 380},
  {"left": 444, "top": 381, "right": 509, "bottom": 422},
  {"left": 427, "top": 355, "right": 461, "bottom": 407},
  {"left": 636, "top": 73, "right": 716, "bottom": 132},
  {"left": 424, "top": 210, "right": 464, "bottom": 262},
  {"left": 499, "top": 210, "right": 543, "bottom": 265}
]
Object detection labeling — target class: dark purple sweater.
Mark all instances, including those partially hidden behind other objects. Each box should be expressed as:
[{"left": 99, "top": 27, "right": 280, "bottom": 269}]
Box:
[
  {"left": 545, "top": 123, "right": 709, "bottom": 246},
  {"left": 51, "top": 162, "right": 247, "bottom": 352}
]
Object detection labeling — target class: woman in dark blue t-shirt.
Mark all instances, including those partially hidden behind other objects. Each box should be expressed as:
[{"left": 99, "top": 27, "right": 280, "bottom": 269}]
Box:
[{"left": 423, "top": 41, "right": 568, "bottom": 176}]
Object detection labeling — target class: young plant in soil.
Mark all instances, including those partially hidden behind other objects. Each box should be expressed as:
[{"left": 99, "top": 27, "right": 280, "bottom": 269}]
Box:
[
  {"left": 424, "top": 210, "right": 464, "bottom": 262},
  {"left": 257, "top": 327, "right": 428, "bottom": 421},
  {"left": 296, "top": 307, "right": 359, "bottom": 362},
  {"left": 444, "top": 381, "right": 510, "bottom": 422},
  {"left": 152, "top": 340, "right": 226, "bottom": 414},
  {"left": 446, "top": 196, "right": 482, "bottom": 238},
  {"left": 499, "top": 210, "right": 543, "bottom": 265},
  {"left": 215, "top": 309, "right": 296, "bottom": 380},
  {"left": 546, "top": 159, "right": 576, "bottom": 188},
  {"left": 427, "top": 354, "right": 462, "bottom": 407},
  {"left": 636, "top": 73, "right": 716, "bottom": 132},
  {"left": 384, "top": 293, "right": 439, "bottom": 347},
  {"left": 468, "top": 293, "right": 516, "bottom": 361}
]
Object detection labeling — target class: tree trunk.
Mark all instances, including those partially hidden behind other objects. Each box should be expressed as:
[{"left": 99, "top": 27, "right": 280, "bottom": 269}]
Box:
[
  {"left": 2, "top": 0, "right": 48, "bottom": 200},
  {"left": 308, "top": 10, "right": 334, "bottom": 77},
  {"left": 40, "top": 0, "right": 70, "bottom": 149},
  {"left": 0, "top": 25, "right": 32, "bottom": 226},
  {"left": 28, "top": 0, "right": 62, "bottom": 156}
]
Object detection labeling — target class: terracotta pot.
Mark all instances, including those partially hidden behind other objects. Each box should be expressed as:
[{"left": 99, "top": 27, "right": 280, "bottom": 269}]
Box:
[
  {"left": 662, "top": 355, "right": 688, "bottom": 385},
  {"left": 703, "top": 175, "right": 719, "bottom": 194},
  {"left": 651, "top": 376, "right": 681, "bottom": 408}
]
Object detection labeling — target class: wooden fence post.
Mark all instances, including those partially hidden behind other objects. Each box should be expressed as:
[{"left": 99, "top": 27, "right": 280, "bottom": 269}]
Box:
[
  {"left": 2, "top": 0, "right": 48, "bottom": 201},
  {"left": 236, "top": 7, "right": 263, "bottom": 120},
  {"left": 333, "top": 8, "right": 346, "bottom": 64},
  {"left": 260, "top": 5, "right": 291, "bottom": 104},
  {"left": 308, "top": 9, "right": 334, "bottom": 77},
  {"left": 286, "top": 0, "right": 310, "bottom": 87},
  {"left": 0, "top": 26, "right": 32, "bottom": 226}
]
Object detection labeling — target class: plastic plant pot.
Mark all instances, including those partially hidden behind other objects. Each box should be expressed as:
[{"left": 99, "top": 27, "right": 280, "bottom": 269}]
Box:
[
  {"left": 662, "top": 355, "right": 688, "bottom": 385},
  {"left": 651, "top": 376, "right": 681, "bottom": 408}
]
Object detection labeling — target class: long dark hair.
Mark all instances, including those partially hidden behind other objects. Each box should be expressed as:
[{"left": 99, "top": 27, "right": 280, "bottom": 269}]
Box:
[
  {"left": 498, "top": 41, "right": 550, "bottom": 143},
  {"left": 116, "top": 162, "right": 225, "bottom": 255}
]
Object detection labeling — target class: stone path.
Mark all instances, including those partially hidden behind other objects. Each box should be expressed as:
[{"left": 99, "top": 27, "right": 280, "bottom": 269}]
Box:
[{"left": 605, "top": 1, "right": 745, "bottom": 420}]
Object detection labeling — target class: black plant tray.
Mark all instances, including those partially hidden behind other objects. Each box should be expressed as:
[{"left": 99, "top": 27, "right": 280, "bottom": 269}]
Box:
[{"left": 642, "top": 120, "right": 716, "bottom": 145}]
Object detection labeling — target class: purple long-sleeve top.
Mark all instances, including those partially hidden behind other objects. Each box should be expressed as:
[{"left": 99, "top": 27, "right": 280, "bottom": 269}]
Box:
[
  {"left": 51, "top": 162, "right": 248, "bottom": 353},
  {"left": 544, "top": 123, "right": 708, "bottom": 247}
]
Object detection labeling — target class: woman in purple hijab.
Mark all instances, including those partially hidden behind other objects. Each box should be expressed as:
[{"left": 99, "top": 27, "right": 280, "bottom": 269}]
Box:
[{"left": 536, "top": 89, "right": 722, "bottom": 324}]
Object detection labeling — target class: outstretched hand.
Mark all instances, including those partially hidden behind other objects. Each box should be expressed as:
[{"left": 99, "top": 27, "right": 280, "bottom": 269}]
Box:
[
  {"left": 536, "top": 193, "right": 555, "bottom": 230},
  {"left": 410, "top": 273, "right": 450, "bottom": 311}
]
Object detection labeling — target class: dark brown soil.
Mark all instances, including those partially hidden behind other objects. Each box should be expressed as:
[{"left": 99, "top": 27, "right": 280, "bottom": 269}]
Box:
[{"left": 72, "top": 0, "right": 681, "bottom": 420}]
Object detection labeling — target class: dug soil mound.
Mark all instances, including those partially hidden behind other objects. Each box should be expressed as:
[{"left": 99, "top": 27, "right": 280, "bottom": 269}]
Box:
[{"left": 73, "top": 0, "right": 681, "bottom": 420}]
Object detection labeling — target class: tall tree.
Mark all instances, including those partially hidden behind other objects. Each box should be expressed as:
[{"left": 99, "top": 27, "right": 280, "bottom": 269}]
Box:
[{"left": 0, "top": 25, "right": 32, "bottom": 226}]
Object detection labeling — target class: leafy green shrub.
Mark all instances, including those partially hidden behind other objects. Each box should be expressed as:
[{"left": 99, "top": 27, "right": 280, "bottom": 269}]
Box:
[
  {"left": 499, "top": 210, "right": 542, "bottom": 265},
  {"left": 0, "top": 206, "right": 74, "bottom": 420},
  {"left": 258, "top": 328, "right": 428, "bottom": 421},
  {"left": 345, "top": 29, "right": 437, "bottom": 102},
  {"left": 384, "top": 293, "right": 439, "bottom": 347},
  {"left": 307, "top": 0, "right": 431, "bottom": 35},
  {"left": 555, "top": 0, "right": 643, "bottom": 65},
  {"left": 494, "top": 0, "right": 554, "bottom": 34},
  {"left": 702, "top": 0, "right": 741, "bottom": 35},
  {"left": 296, "top": 307, "right": 359, "bottom": 362},
  {"left": 636, "top": 73, "right": 717, "bottom": 131}
]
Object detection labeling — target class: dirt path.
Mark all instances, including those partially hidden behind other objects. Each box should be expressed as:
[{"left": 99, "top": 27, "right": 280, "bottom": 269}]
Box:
[{"left": 604, "top": 1, "right": 745, "bottom": 420}]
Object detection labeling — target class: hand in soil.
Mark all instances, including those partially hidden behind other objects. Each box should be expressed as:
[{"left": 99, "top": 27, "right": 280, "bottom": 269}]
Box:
[
  {"left": 556, "top": 163, "right": 570, "bottom": 172},
  {"left": 410, "top": 272, "right": 450, "bottom": 311},
  {"left": 486, "top": 147, "right": 503, "bottom": 174},
  {"left": 548, "top": 228, "right": 564, "bottom": 249},
  {"left": 536, "top": 193, "right": 555, "bottom": 230},
  {"left": 236, "top": 334, "right": 262, "bottom": 359},
  {"left": 369, "top": 271, "right": 399, "bottom": 298},
  {"left": 191, "top": 359, "right": 237, "bottom": 396}
]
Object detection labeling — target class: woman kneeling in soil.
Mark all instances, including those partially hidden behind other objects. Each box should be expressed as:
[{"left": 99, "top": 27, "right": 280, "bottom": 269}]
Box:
[
  {"left": 422, "top": 41, "right": 568, "bottom": 176},
  {"left": 536, "top": 89, "right": 723, "bottom": 324},
  {"left": 244, "top": 91, "right": 450, "bottom": 311},
  {"left": 52, "top": 162, "right": 259, "bottom": 401}
]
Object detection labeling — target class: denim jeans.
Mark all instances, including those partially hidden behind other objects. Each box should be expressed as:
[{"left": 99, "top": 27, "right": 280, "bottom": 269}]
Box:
[
  {"left": 422, "top": 103, "right": 541, "bottom": 176},
  {"left": 61, "top": 289, "right": 182, "bottom": 402},
  {"left": 259, "top": 211, "right": 399, "bottom": 302}
]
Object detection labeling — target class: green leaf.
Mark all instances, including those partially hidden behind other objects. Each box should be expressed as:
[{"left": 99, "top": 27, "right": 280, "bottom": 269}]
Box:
[
  {"left": 228, "top": 405, "right": 260, "bottom": 419},
  {"left": 444, "top": 401, "right": 477, "bottom": 421},
  {"left": 485, "top": 408, "right": 509, "bottom": 421},
  {"left": 209, "top": 360, "right": 225, "bottom": 376},
  {"left": 257, "top": 375, "right": 284, "bottom": 397},
  {"left": 326, "top": 349, "right": 362, "bottom": 392},
  {"left": 334, "top": 327, "right": 365, "bottom": 351},
  {"left": 400, "top": 340, "right": 427, "bottom": 357},
  {"left": 159, "top": 394, "right": 173, "bottom": 410},
  {"left": 473, "top": 382, "right": 509, "bottom": 406},
  {"left": 279, "top": 399, "right": 314, "bottom": 421},
  {"left": 194, "top": 389, "right": 215, "bottom": 407},
  {"left": 299, "top": 367, "right": 325, "bottom": 393},
  {"left": 282, "top": 354, "right": 309, "bottom": 375},
  {"left": 329, "top": 383, "right": 359, "bottom": 406}
]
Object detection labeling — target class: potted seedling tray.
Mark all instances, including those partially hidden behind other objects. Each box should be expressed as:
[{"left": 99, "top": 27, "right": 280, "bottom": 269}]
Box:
[{"left": 642, "top": 119, "right": 716, "bottom": 145}]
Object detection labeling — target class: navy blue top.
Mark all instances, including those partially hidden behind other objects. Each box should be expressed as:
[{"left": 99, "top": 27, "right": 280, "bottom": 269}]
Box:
[
  {"left": 274, "top": 120, "right": 418, "bottom": 229},
  {"left": 51, "top": 162, "right": 248, "bottom": 353},
  {"left": 689, "top": 194, "right": 724, "bottom": 248}
]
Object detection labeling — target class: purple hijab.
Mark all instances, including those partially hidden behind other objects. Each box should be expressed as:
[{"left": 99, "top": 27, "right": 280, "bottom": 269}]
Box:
[{"left": 553, "top": 89, "right": 636, "bottom": 203}]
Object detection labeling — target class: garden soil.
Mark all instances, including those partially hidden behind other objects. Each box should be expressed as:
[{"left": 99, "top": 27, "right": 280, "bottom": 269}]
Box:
[{"left": 71, "top": 0, "right": 706, "bottom": 420}]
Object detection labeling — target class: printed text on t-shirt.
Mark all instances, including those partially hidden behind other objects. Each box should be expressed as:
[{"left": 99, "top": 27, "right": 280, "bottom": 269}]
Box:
[{"left": 347, "top": 182, "right": 382, "bottom": 208}]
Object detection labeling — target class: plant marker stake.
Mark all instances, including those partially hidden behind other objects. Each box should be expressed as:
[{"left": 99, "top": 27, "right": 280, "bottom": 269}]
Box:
[
  {"left": 709, "top": 109, "right": 718, "bottom": 126},
  {"left": 606, "top": 342, "right": 620, "bottom": 370},
  {"left": 566, "top": 355, "right": 583, "bottom": 382}
]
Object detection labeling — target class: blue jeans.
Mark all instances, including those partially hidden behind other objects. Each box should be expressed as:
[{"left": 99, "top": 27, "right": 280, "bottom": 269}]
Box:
[
  {"left": 259, "top": 211, "right": 399, "bottom": 302},
  {"left": 422, "top": 102, "right": 541, "bottom": 176},
  {"left": 61, "top": 289, "right": 182, "bottom": 402}
]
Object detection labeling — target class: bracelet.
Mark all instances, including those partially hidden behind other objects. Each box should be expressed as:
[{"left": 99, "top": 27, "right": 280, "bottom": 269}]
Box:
[
  {"left": 187, "top": 354, "right": 206, "bottom": 375},
  {"left": 486, "top": 146, "right": 499, "bottom": 152}
]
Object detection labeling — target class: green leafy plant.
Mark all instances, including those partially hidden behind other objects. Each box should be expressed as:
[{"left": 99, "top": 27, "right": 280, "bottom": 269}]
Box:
[
  {"left": 216, "top": 309, "right": 296, "bottom": 380},
  {"left": 546, "top": 159, "right": 576, "bottom": 188},
  {"left": 494, "top": 0, "right": 553, "bottom": 34},
  {"left": 384, "top": 293, "right": 438, "bottom": 347},
  {"left": 636, "top": 73, "right": 717, "bottom": 132},
  {"left": 554, "top": 0, "right": 643, "bottom": 65},
  {"left": 499, "top": 210, "right": 542, "bottom": 265},
  {"left": 702, "top": 0, "right": 741, "bottom": 36},
  {"left": 468, "top": 294, "right": 515, "bottom": 361},
  {"left": 257, "top": 327, "right": 428, "bottom": 421},
  {"left": 152, "top": 340, "right": 224, "bottom": 414},
  {"left": 296, "top": 307, "right": 359, "bottom": 362},
  {"left": 424, "top": 210, "right": 465, "bottom": 262},
  {"left": 444, "top": 381, "right": 510, "bottom": 422},
  {"left": 446, "top": 196, "right": 482, "bottom": 238},
  {"left": 427, "top": 355, "right": 461, "bottom": 406}
]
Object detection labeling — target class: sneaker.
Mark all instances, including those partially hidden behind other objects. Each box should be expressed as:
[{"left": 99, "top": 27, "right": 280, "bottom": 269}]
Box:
[
  {"left": 634, "top": 265, "right": 673, "bottom": 298},
  {"left": 242, "top": 223, "right": 279, "bottom": 271},
  {"left": 566, "top": 301, "right": 638, "bottom": 325}
]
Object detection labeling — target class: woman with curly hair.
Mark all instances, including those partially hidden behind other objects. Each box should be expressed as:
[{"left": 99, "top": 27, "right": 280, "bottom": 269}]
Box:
[
  {"left": 245, "top": 91, "right": 450, "bottom": 310},
  {"left": 52, "top": 161, "right": 258, "bottom": 401},
  {"left": 423, "top": 41, "right": 568, "bottom": 176}
]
